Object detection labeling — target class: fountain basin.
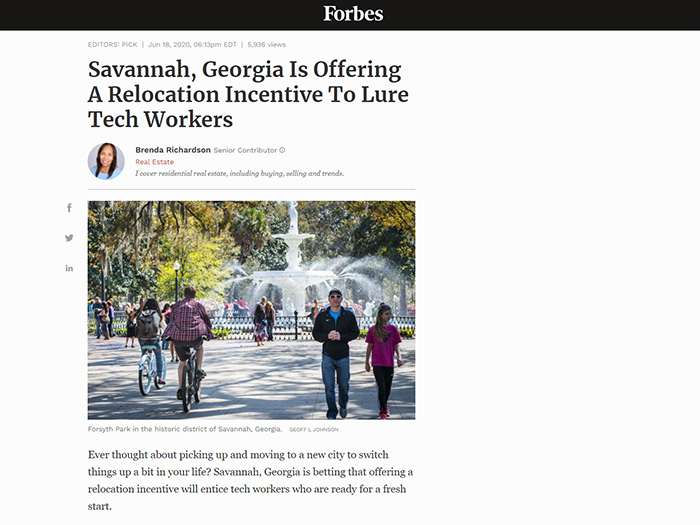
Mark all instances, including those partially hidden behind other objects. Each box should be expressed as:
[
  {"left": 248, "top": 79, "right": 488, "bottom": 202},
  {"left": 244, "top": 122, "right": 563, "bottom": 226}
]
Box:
[
  {"left": 249, "top": 269, "right": 337, "bottom": 315},
  {"left": 250, "top": 269, "right": 336, "bottom": 287}
]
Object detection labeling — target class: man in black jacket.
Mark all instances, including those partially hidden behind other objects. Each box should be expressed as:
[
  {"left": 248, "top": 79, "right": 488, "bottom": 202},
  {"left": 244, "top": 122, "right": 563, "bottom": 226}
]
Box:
[{"left": 312, "top": 288, "right": 360, "bottom": 419}]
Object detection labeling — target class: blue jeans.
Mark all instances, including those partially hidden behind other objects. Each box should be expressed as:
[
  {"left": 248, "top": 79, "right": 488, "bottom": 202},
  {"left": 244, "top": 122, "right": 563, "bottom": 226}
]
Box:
[
  {"left": 322, "top": 355, "right": 350, "bottom": 419},
  {"left": 139, "top": 339, "right": 164, "bottom": 378}
]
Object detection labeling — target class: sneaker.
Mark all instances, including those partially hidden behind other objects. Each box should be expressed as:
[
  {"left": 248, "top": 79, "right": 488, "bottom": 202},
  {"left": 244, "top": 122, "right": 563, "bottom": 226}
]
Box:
[
  {"left": 196, "top": 369, "right": 207, "bottom": 378},
  {"left": 384, "top": 406, "right": 390, "bottom": 417},
  {"left": 339, "top": 407, "right": 347, "bottom": 419},
  {"left": 177, "top": 389, "right": 183, "bottom": 400},
  {"left": 157, "top": 378, "right": 166, "bottom": 385},
  {"left": 381, "top": 412, "right": 387, "bottom": 420}
]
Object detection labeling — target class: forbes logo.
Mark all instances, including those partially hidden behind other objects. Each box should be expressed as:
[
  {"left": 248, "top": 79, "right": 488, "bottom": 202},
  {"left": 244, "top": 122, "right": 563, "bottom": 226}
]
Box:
[{"left": 323, "top": 5, "right": 384, "bottom": 22}]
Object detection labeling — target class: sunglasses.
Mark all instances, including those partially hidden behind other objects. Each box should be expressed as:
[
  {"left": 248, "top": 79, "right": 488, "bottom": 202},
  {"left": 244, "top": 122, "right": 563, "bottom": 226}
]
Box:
[{"left": 329, "top": 294, "right": 342, "bottom": 299}]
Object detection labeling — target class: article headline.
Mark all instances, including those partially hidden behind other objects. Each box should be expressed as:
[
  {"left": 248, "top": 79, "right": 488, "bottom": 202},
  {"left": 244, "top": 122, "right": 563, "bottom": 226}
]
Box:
[{"left": 87, "top": 59, "right": 409, "bottom": 128}]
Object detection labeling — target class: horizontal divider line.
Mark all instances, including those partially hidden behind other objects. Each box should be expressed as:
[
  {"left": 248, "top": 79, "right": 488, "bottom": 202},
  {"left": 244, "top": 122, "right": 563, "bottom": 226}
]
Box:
[{"left": 88, "top": 187, "right": 417, "bottom": 191}]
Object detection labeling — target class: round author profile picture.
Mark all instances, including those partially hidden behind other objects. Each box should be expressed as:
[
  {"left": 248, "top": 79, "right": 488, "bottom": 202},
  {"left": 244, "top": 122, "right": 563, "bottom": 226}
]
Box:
[{"left": 89, "top": 142, "right": 124, "bottom": 180}]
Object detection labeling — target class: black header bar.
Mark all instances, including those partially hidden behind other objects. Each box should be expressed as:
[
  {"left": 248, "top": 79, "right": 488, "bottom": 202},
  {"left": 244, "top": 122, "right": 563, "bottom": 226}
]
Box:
[{"left": 3, "top": 4, "right": 699, "bottom": 30}]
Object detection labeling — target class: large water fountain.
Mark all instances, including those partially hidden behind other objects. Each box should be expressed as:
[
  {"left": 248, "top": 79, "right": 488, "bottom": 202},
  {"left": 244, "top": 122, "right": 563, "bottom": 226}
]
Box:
[{"left": 249, "top": 202, "right": 337, "bottom": 315}]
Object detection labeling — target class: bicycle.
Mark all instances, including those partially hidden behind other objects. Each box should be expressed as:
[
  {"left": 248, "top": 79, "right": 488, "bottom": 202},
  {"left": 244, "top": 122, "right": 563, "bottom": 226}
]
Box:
[
  {"left": 138, "top": 344, "right": 167, "bottom": 396},
  {"left": 180, "top": 345, "right": 202, "bottom": 412}
]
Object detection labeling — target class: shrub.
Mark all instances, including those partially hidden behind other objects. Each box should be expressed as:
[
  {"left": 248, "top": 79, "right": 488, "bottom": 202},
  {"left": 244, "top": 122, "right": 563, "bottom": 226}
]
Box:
[
  {"left": 399, "top": 328, "right": 415, "bottom": 339},
  {"left": 212, "top": 328, "right": 230, "bottom": 339},
  {"left": 358, "top": 328, "right": 415, "bottom": 339}
]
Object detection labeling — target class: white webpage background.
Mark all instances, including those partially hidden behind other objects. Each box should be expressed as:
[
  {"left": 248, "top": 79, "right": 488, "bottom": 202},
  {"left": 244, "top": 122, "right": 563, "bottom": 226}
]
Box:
[{"left": 2, "top": 30, "right": 699, "bottom": 523}]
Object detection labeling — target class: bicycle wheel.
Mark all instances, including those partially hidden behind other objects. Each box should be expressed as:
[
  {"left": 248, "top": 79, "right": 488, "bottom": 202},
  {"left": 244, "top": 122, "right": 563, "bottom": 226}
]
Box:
[
  {"left": 181, "top": 360, "right": 192, "bottom": 412},
  {"left": 139, "top": 355, "right": 153, "bottom": 395},
  {"left": 155, "top": 355, "right": 166, "bottom": 389},
  {"left": 194, "top": 373, "right": 201, "bottom": 403}
]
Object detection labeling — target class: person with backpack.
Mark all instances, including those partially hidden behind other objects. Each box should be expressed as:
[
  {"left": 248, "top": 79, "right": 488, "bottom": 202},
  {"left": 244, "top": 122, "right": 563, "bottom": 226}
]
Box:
[{"left": 135, "top": 297, "right": 166, "bottom": 386}]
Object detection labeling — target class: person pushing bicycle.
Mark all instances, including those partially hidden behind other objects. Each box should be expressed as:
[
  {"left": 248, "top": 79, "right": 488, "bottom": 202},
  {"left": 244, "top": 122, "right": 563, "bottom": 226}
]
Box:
[{"left": 161, "top": 286, "right": 214, "bottom": 401}]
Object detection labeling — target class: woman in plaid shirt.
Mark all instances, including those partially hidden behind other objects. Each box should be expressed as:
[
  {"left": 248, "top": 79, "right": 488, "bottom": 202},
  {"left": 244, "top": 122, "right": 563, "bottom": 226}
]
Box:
[{"left": 162, "top": 286, "right": 214, "bottom": 400}]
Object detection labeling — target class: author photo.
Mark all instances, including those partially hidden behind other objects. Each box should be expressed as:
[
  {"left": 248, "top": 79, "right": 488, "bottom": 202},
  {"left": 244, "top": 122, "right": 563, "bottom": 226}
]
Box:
[{"left": 89, "top": 142, "right": 124, "bottom": 180}]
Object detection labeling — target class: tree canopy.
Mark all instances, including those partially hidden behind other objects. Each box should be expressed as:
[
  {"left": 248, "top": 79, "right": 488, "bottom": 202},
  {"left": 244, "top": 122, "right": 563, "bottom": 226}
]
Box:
[{"left": 88, "top": 200, "right": 415, "bottom": 307}]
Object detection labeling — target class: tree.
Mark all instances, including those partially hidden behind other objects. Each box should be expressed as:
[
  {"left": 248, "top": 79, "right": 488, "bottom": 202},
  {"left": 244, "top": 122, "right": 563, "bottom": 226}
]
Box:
[
  {"left": 231, "top": 207, "right": 271, "bottom": 264},
  {"left": 87, "top": 200, "right": 415, "bottom": 308},
  {"left": 88, "top": 201, "right": 239, "bottom": 303}
]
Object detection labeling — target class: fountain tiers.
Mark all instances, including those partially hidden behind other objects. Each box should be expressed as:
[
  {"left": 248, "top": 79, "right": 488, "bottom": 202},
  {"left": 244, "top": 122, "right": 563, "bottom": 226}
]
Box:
[{"left": 249, "top": 204, "right": 337, "bottom": 316}]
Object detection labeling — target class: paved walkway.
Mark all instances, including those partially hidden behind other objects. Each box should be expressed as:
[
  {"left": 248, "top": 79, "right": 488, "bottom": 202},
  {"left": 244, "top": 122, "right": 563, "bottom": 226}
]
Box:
[{"left": 87, "top": 335, "right": 415, "bottom": 420}]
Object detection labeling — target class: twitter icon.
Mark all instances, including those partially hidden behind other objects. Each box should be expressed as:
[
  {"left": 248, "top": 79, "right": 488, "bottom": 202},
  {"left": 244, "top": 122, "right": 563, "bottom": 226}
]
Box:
[{"left": 65, "top": 234, "right": 74, "bottom": 242}]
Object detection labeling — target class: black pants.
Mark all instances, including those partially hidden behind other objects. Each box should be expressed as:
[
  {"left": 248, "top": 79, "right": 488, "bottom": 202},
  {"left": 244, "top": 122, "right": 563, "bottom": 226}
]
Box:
[{"left": 373, "top": 366, "right": 394, "bottom": 412}]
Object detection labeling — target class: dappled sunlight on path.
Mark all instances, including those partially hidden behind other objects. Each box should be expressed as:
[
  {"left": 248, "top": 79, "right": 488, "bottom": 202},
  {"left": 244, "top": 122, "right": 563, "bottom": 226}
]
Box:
[{"left": 88, "top": 336, "right": 415, "bottom": 421}]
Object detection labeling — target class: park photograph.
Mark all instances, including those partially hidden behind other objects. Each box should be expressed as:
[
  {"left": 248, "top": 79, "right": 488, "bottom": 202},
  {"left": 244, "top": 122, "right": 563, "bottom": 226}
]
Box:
[{"left": 87, "top": 200, "right": 416, "bottom": 420}]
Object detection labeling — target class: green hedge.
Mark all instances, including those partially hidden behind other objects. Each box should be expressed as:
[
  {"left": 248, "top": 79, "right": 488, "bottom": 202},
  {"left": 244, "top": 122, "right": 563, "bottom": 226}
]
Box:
[{"left": 359, "top": 328, "right": 414, "bottom": 339}]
